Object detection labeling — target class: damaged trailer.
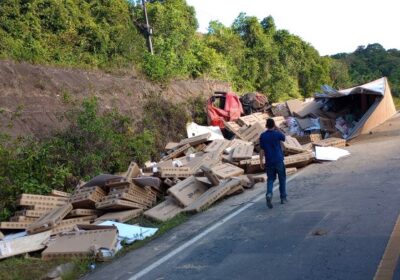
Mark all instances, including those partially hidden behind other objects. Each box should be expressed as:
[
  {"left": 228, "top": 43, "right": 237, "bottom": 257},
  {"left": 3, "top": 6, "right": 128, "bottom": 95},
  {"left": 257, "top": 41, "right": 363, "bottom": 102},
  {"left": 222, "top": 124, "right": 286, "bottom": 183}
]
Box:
[{"left": 316, "top": 77, "right": 397, "bottom": 140}]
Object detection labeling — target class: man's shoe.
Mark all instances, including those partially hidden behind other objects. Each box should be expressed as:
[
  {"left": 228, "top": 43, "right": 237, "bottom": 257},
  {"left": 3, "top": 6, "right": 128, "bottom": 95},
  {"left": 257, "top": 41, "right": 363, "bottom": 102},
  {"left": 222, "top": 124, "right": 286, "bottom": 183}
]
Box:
[
  {"left": 266, "top": 195, "right": 273, "bottom": 209},
  {"left": 280, "top": 198, "right": 288, "bottom": 204}
]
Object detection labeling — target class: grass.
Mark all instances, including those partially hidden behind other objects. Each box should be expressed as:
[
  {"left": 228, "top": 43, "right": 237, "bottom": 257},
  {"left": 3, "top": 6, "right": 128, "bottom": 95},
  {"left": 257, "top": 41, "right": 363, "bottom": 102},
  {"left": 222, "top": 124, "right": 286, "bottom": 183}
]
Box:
[{"left": 0, "top": 214, "right": 189, "bottom": 280}]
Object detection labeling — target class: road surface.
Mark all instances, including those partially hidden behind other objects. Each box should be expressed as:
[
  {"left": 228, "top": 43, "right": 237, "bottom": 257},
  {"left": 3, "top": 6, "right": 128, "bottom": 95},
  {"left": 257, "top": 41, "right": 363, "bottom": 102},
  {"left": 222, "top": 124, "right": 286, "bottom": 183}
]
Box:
[{"left": 84, "top": 114, "right": 400, "bottom": 280}]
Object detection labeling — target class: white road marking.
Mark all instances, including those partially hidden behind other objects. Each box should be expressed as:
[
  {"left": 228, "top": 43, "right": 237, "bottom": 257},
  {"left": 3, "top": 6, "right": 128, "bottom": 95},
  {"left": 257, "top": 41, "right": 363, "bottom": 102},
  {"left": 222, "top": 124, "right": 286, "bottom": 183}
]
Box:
[{"left": 128, "top": 172, "right": 302, "bottom": 280}]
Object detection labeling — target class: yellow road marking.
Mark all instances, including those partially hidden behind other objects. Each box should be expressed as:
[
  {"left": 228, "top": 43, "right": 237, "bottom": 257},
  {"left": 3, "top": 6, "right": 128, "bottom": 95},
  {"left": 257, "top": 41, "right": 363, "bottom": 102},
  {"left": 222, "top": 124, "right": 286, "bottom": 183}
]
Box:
[{"left": 374, "top": 214, "right": 400, "bottom": 280}]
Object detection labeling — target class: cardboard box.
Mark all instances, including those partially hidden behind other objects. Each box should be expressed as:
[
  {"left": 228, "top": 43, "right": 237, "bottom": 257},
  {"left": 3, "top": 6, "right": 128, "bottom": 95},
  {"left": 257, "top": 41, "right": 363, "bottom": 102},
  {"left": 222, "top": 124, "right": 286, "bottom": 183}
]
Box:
[
  {"left": 70, "top": 190, "right": 105, "bottom": 209},
  {"left": 286, "top": 99, "right": 303, "bottom": 116},
  {"left": 159, "top": 167, "right": 192, "bottom": 178},
  {"left": 72, "top": 186, "right": 106, "bottom": 196},
  {"left": 223, "top": 121, "right": 244, "bottom": 139},
  {"left": 0, "top": 222, "right": 31, "bottom": 230},
  {"left": 204, "top": 140, "right": 230, "bottom": 154},
  {"left": 226, "top": 184, "right": 244, "bottom": 196},
  {"left": 125, "top": 162, "right": 141, "bottom": 179},
  {"left": 67, "top": 209, "right": 98, "bottom": 217},
  {"left": 271, "top": 103, "right": 290, "bottom": 117},
  {"left": 0, "top": 230, "right": 51, "bottom": 260},
  {"left": 294, "top": 133, "right": 322, "bottom": 145},
  {"left": 184, "top": 179, "right": 241, "bottom": 213},
  {"left": 167, "top": 176, "right": 209, "bottom": 207},
  {"left": 42, "top": 228, "right": 119, "bottom": 260},
  {"left": 294, "top": 100, "right": 322, "bottom": 118},
  {"left": 50, "top": 190, "right": 71, "bottom": 198},
  {"left": 18, "top": 197, "right": 67, "bottom": 208},
  {"left": 161, "top": 144, "right": 191, "bottom": 162},
  {"left": 178, "top": 133, "right": 211, "bottom": 147},
  {"left": 95, "top": 198, "right": 143, "bottom": 210},
  {"left": 284, "top": 152, "right": 314, "bottom": 168},
  {"left": 15, "top": 210, "right": 49, "bottom": 218},
  {"left": 237, "top": 114, "right": 268, "bottom": 127},
  {"left": 240, "top": 122, "right": 264, "bottom": 143},
  {"left": 109, "top": 184, "right": 155, "bottom": 206},
  {"left": 286, "top": 167, "right": 297, "bottom": 175},
  {"left": 313, "top": 137, "right": 346, "bottom": 148},
  {"left": 9, "top": 216, "right": 38, "bottom": 223},
  {"left": 232, "top": 144, "right": 254, "bottom": 160},
  {"left": 144, "top": 197, "right": 183, "bottom": 222},
  {"left": 211, "top": 163, "right": 244, "bottom": 179},
  {"left": 95, "top": 209, "right": 143, "bottom": 223},
  {"left": 19, "top": 194, "right": 69, "bottom": 203},
  {"left": 27, "top": 203, "right": 73, "bottom": 234},
  {"left": 105, "top": 193, "right": 152, "bottom": 208},
  {"left": 50, "top": 217, "right": 95, "bottom": 235},
  {"left": 282, "top": 136, "right": 306, "bottom": 155}
]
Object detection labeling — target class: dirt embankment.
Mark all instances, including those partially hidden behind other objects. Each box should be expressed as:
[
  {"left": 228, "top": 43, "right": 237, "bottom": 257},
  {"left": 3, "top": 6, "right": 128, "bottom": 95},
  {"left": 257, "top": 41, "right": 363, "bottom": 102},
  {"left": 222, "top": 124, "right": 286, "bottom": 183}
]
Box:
[{"left": 0, "top": 60, "right": 231, "bottom": 137}]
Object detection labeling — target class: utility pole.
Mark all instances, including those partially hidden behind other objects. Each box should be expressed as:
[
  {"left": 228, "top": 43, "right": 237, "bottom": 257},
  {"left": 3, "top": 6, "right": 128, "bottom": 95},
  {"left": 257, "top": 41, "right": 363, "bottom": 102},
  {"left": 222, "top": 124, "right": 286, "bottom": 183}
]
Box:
[{"left": 142, "top": 0, "right": 154, "bottom": 55}]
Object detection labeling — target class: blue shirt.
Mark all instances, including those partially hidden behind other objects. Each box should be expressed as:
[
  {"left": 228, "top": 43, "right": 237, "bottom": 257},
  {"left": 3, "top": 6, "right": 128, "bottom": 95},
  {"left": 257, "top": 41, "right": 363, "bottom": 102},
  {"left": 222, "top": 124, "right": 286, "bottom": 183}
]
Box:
[{"left": 259, "top": 130, "right": 286, "bottom": 165}]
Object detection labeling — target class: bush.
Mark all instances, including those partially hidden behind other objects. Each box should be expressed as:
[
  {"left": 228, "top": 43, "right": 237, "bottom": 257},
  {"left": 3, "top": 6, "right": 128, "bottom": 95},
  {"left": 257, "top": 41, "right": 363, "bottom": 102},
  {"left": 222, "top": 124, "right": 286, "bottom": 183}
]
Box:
[{"left": 0, "top": 97, "right": 167, "bottom": 221}]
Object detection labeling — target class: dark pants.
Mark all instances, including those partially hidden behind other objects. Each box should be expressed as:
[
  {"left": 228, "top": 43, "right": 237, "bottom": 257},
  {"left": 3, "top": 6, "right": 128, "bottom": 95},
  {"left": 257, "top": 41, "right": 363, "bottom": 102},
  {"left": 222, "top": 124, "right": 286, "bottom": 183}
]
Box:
[{"left": 266, "top": 161, "right": 287, "bottom": 199}]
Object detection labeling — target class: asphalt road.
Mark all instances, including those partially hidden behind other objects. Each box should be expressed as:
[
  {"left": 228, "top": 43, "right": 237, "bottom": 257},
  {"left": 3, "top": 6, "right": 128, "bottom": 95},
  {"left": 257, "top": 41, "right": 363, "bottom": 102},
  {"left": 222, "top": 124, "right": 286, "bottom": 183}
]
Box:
[{"left": 84, "top": 115, "right": 400, "bottom": 280}]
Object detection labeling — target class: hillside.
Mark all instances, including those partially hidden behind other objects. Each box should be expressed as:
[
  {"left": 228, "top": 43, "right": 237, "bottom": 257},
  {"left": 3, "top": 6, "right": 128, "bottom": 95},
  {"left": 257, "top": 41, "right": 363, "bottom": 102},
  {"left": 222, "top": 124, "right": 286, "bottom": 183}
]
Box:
[
  {"left": 0, "top": 60, "right": 229, "bottom": 137},
  {"left": 0, "top": 0, "right": 343, "bottom": 101}
]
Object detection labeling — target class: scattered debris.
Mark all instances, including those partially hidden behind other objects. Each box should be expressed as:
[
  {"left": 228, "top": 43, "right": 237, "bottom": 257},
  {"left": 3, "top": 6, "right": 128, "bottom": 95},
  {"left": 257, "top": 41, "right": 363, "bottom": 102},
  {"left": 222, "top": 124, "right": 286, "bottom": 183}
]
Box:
[
  {"left": 10, "top": 79, "right": 396, "bottom": 261},
  {"left": 42, "top": 228, "right": 119, "bottom": 261},
  {"left": 0, "top": 230, "right": 51, "bottom": 259}
]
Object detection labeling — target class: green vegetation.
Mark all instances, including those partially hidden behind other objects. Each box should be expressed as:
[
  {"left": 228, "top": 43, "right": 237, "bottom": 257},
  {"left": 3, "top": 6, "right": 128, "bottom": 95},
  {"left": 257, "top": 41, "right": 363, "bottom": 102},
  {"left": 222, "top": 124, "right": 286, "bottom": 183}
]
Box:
[
  {"left": 332, "top": 43, "right": 400, "bottom": 96},
  {"left": 0, "top": 0, "right": 350, "bottom": 101}
]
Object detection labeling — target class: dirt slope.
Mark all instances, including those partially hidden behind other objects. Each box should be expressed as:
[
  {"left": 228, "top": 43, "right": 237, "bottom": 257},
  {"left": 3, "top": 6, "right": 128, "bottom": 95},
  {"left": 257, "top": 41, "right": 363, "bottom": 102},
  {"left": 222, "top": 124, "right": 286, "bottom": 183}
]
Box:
[{"left": 0, "top": 60, "right": 231, "bottom": 137}]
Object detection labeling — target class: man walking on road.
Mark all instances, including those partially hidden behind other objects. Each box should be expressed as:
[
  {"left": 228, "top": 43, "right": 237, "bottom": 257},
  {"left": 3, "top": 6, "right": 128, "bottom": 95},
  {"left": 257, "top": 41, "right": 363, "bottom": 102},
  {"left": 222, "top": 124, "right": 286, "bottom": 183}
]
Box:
[{"left": 259, "top": 118, "right": 287, "bottom": 209}]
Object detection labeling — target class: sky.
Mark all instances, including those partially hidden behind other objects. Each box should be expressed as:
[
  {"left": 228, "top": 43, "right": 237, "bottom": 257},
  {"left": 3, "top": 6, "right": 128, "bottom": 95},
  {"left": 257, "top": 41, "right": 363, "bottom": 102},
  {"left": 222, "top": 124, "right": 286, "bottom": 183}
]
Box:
[{"left": 186, "top": 0, "right": 400, "bottom": 56}]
